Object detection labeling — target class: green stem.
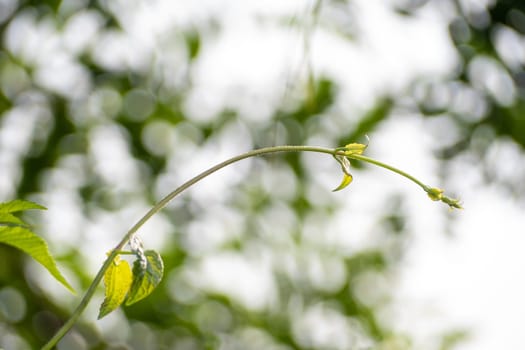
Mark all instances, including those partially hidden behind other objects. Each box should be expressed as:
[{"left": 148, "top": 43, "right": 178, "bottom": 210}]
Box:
[
  {"left": 113, "top": 250, "right": 135, "bottom": 255},
  {"left": 347, "top": 153, "right": 429, "bottom": 190},
  {"left": 41, "top": 145, "right": 337, "bottom": 350},
  {"left": 41, "top": 144, "right": 459, "bottom": 349},
  {"left": 347, "top": 153, "right": 461, "bottom": 209}
]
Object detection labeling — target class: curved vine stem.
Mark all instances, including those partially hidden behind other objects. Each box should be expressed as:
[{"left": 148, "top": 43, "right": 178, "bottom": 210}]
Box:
[
  {"left": 41, "top": 145, "right": 339, "bottom": 349},
  {"left": 41, "top": 144, "right": 460, "bottom": 349},
  {"left": 347, "top": 153, "right": 427, "bottom": 189}
]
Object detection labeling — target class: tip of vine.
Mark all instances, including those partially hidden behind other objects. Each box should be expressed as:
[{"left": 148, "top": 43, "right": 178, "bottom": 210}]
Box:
[
  {"left": 425, "top": 187, "right": 462, "bottom": 210},
  {"left": 444, "top": 197, "right": 463, "bottom": 210}
]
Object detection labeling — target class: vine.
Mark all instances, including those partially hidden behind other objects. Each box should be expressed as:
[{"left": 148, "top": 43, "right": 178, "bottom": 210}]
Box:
[{"left": 37, "top": 142, "right": 460, "bottom": 349}]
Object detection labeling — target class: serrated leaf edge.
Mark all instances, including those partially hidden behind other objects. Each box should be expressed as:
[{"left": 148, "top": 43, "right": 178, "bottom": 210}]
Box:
[{"left": 125, "top": 250, "right": 164, "bottom": 306}]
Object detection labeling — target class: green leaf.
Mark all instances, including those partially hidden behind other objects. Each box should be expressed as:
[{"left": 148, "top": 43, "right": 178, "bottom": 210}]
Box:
[
  {"left": 0, "top": 226, "right": 75, "bottom": 293},
  {"left": 125, "top": 250, "right": 164, "bottom": 306},
  {"left": 0, "top": 212, "right": 28, "bottom": 228},
  {"left": 0, "top": 200, "right": 75, "bottom": 294},
  {"left": 98, "top": 256, "right": 133, "bottom": 319},
  {"left": 332, "top": 155, "right": 354, "bottom": 192},
  {"left": 332, "top": 173, "right": 353, "bottom": 192},
  {"left": 341, "top": 142, "right": 367, "bottom": 156},
  {"left": 0, "top": 199, "right": 46, "bottom": 213}
]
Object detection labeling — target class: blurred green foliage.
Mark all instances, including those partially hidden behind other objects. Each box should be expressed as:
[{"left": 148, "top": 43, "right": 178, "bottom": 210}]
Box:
[{"left": 0, "top": 0, "right": 523, "bottom": 349}]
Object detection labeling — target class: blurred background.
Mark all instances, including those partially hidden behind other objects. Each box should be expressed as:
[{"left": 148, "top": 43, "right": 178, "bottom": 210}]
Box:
[{"left": 1, "top": 0, "right": 525, "bottom": 349}]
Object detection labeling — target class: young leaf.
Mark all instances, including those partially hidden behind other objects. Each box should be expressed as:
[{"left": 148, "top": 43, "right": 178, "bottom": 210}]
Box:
[
  {"left": 0, "top": 226, "right": 75, "bottom": 293},
  {"left": 0, "top": 199, "right": 46, "bottom": 213},
  {"left": 332, "top": 173, "right": 353, "bottom": 192},
  {"left": 342, "top": 142, "right": 367, "bottom": 156},
  {"left": 0, "top": 199, "right": 44, "bottom": 228},
  {"left": 0, "top": 212, "right": 28, "bottom": 228},
  {"left": 125, "top": 250, "right": 164, "bottom": 306},
  {"left": 332, "top": 155, "right": 354, "bottom": 192},
  {"left": 98, "top": 255, "right": 133, "bottom": 319},
  {"left": 0, "top": 200, "right": 75, "bottom": 293}
]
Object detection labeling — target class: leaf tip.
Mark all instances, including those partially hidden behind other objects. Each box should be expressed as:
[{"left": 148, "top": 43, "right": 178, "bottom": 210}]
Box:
[{"left": 332, "top": 173, "right": 353, "bottom": 192}]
